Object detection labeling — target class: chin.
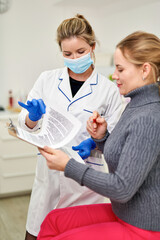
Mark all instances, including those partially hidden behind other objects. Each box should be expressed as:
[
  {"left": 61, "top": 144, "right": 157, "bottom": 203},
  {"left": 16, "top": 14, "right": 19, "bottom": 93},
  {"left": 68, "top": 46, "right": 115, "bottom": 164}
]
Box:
[
  {"left": 119, "top": 90, "right": 125, "bottom": 96},
  {"left": 119, "top": 88, "right": 128, "bottom": 96}
]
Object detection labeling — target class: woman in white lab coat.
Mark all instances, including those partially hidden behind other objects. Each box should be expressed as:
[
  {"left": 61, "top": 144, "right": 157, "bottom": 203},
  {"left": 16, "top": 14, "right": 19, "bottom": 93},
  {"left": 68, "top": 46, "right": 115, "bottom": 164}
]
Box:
[{"left": 18, "top": 14, "right": 122, "bottom": 240}]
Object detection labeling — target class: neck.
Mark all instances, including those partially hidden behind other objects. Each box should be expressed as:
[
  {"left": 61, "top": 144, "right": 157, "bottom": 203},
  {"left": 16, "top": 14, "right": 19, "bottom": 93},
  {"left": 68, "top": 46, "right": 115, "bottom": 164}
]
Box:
[{"left": 68, "top": 65, "right": 94, "bottom": 81}]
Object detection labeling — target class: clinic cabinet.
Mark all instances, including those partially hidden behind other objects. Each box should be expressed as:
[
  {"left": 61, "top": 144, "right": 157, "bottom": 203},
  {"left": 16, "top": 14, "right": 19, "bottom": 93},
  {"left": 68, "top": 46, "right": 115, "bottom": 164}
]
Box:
[{"left": 0, "top": 111, "right": 37, "bottom": 197}]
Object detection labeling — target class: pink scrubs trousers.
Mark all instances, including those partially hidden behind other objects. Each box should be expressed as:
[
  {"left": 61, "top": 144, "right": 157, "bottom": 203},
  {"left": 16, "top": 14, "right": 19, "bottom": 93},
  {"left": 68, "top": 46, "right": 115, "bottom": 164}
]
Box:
[{"left": 37, "top": 203, "right": 160, "bottom": 240}]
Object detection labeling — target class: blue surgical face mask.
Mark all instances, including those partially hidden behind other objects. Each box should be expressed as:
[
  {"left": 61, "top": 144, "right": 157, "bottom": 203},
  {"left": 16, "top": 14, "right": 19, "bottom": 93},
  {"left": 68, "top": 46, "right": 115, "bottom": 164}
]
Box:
[{"left": 64, "top": 52, "right": 93, "bottom": 74}]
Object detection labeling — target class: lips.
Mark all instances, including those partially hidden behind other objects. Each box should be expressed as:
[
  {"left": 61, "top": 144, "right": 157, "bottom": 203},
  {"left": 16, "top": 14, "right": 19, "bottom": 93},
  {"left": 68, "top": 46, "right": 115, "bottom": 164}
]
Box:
[{"left": 117, "top": 83, "right": 121, "bottom": 88}]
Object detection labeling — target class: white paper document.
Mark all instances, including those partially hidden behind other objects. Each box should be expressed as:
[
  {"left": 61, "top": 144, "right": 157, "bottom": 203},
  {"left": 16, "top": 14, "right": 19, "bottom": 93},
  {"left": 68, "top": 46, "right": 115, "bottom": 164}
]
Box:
[
  {"left": 58, "top": 146, "right": 85, "bottom": 164},
  {"left": 16, "top": 105, "right": 82, "bottom": 149}
]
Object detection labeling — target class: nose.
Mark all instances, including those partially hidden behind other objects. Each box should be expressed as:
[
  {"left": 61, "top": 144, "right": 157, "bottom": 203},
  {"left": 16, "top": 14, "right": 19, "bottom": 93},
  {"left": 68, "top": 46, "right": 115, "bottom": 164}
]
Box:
[
  {"left": 112, "top": 72, "right": 119, "bottom": 80},
  {"left": 72, "top": 54, "right": 76, "bottom": 59},
  {"left": 71, "top": 53, "right": 79, "bottom": 59}
]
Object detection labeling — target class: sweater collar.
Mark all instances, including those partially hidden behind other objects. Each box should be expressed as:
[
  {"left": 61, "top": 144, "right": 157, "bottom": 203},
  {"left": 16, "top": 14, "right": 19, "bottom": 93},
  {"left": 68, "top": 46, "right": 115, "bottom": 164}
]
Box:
[{"left": 125, "top": 84, "right": 160, "bottom": 108}]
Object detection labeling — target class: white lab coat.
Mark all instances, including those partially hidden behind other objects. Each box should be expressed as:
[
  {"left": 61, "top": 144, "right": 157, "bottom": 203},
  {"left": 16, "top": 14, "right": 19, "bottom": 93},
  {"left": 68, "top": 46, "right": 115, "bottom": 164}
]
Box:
[{"left": 18, "top": 67, "right": 122, "bottom": 236}]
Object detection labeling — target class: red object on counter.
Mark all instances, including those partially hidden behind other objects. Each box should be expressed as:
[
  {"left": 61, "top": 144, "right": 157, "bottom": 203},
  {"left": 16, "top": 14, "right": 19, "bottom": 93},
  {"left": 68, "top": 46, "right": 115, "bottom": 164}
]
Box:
[{"left": 9, "top": 90, "right": 13, "bottom": 107}]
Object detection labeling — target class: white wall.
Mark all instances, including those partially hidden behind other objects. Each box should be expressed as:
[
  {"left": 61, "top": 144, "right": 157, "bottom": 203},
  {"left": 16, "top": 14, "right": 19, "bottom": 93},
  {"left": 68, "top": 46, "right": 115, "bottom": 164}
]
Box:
[
  {"left": 1, "top": 0, "right": 160, "bottom": 107},
  {"left": 1, "top": 0, "right": 63, "bottom": 106}
]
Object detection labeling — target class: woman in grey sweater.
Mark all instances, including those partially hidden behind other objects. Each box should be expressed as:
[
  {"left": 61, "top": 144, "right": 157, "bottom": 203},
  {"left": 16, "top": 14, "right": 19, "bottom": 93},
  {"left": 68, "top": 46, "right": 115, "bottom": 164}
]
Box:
[{"left": 37, "top": 31, "right": 160, "bottom": 240}]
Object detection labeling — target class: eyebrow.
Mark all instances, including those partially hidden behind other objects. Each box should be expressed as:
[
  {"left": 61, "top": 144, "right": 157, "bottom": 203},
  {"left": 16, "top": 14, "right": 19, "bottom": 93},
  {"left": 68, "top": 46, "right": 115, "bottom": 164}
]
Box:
[
  {"left": 63, "top": 51, "right": 70, "bottom": 53},
  {"left": 77, "top": 48, "right": 85, "bottom": 51},
  {"left": 63, "top": 48, "right": 85, "bottom": 53}
]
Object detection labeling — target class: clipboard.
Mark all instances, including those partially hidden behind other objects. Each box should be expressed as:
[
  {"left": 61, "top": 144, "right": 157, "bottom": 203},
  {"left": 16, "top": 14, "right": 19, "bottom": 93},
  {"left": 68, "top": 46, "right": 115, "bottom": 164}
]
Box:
[
  {"left": 7, "top": 118, "right": 18, "bottom": 138},
  {"left": 7, "top": 118, "right": 42, "bottom": 148}
]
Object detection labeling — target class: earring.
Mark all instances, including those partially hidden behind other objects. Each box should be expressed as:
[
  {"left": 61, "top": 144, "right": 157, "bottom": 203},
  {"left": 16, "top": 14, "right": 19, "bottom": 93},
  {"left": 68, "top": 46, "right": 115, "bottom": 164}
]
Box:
[{"left": 142, "top": 76, "right": 145, "bottom": 81}]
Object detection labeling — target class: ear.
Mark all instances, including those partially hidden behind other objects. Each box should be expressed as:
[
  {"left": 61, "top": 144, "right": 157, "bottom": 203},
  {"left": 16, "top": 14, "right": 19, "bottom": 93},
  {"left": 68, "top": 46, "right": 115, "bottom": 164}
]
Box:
[{"left": 142, "top": 62, "right": 151, "bottom": 79}]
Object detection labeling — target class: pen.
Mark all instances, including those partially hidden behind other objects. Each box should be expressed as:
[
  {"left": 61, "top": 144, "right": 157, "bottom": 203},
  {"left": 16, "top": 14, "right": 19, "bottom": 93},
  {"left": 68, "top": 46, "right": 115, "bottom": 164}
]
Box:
[
  {"left": 91, "top": 113, "right": 104, "bottom": 123},
  {"left": 93, "top": 118, "right": 96, "bottom": 123}
]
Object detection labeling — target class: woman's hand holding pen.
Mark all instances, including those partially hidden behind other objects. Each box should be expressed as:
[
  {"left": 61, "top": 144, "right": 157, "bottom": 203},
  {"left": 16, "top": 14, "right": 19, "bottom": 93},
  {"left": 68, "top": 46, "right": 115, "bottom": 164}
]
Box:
[
  {"left": 87, "top": 111, "right": 107, "bottom": 140},
  {"left": 38, "top": 146, "right": 70, "bottom": 171}
]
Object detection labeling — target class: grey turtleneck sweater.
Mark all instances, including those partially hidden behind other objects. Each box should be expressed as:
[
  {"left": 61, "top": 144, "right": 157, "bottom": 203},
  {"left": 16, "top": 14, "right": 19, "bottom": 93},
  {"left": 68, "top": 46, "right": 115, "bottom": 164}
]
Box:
[{"left": 65, "top": 84, "right": 160, "bottom": 231}]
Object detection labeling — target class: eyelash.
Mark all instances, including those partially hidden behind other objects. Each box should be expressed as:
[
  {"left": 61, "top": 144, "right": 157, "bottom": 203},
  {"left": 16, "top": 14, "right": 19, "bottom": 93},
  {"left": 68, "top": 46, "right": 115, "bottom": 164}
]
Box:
[
  {"left": 78, "top": 51, "right": 85, "bottom": 54},
  {"left": 64, "top": 53, "right": 71, "bottom": 56},
  {"left": 64, "top": 51, "right": 85, "bottom": 57}
]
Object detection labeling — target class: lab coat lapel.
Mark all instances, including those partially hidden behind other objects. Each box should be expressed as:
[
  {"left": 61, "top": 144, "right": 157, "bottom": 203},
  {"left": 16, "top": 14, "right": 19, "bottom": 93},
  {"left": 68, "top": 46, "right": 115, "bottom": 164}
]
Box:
[
  {"left": 66, "top": 70, "right": 98, "bottom": 111},
  {"left": 58, "top": 67, "right": 72, "bottom": 102},
  {"left": 73, "top": 69, "right": 98, "bottom": 100}
]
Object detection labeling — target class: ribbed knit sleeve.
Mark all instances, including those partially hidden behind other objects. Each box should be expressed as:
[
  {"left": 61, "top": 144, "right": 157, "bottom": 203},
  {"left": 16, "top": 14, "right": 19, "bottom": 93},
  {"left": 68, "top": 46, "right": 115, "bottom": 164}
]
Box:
[
  {"left": 91, "top": 130, "right": 110, "bottom": 152},
  {"left": 65, "top": 159, "right": 90, "bottom": 185}
]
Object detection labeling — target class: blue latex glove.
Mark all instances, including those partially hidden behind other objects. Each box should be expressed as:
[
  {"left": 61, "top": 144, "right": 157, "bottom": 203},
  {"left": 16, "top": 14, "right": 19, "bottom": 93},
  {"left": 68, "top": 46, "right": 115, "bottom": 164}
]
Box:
[
  {"left": 18, "top": 99, "right": 46, "bottom": 121},
  {"left": 72, "top": 138, "right": 96, "bottom": 160}
]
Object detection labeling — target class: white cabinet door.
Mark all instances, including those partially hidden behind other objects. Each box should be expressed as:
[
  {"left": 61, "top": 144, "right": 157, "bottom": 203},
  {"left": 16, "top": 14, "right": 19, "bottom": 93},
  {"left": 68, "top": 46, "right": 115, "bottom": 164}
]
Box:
[{"left": 0, "top": 112, "right": 37, "bottom": 196}]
